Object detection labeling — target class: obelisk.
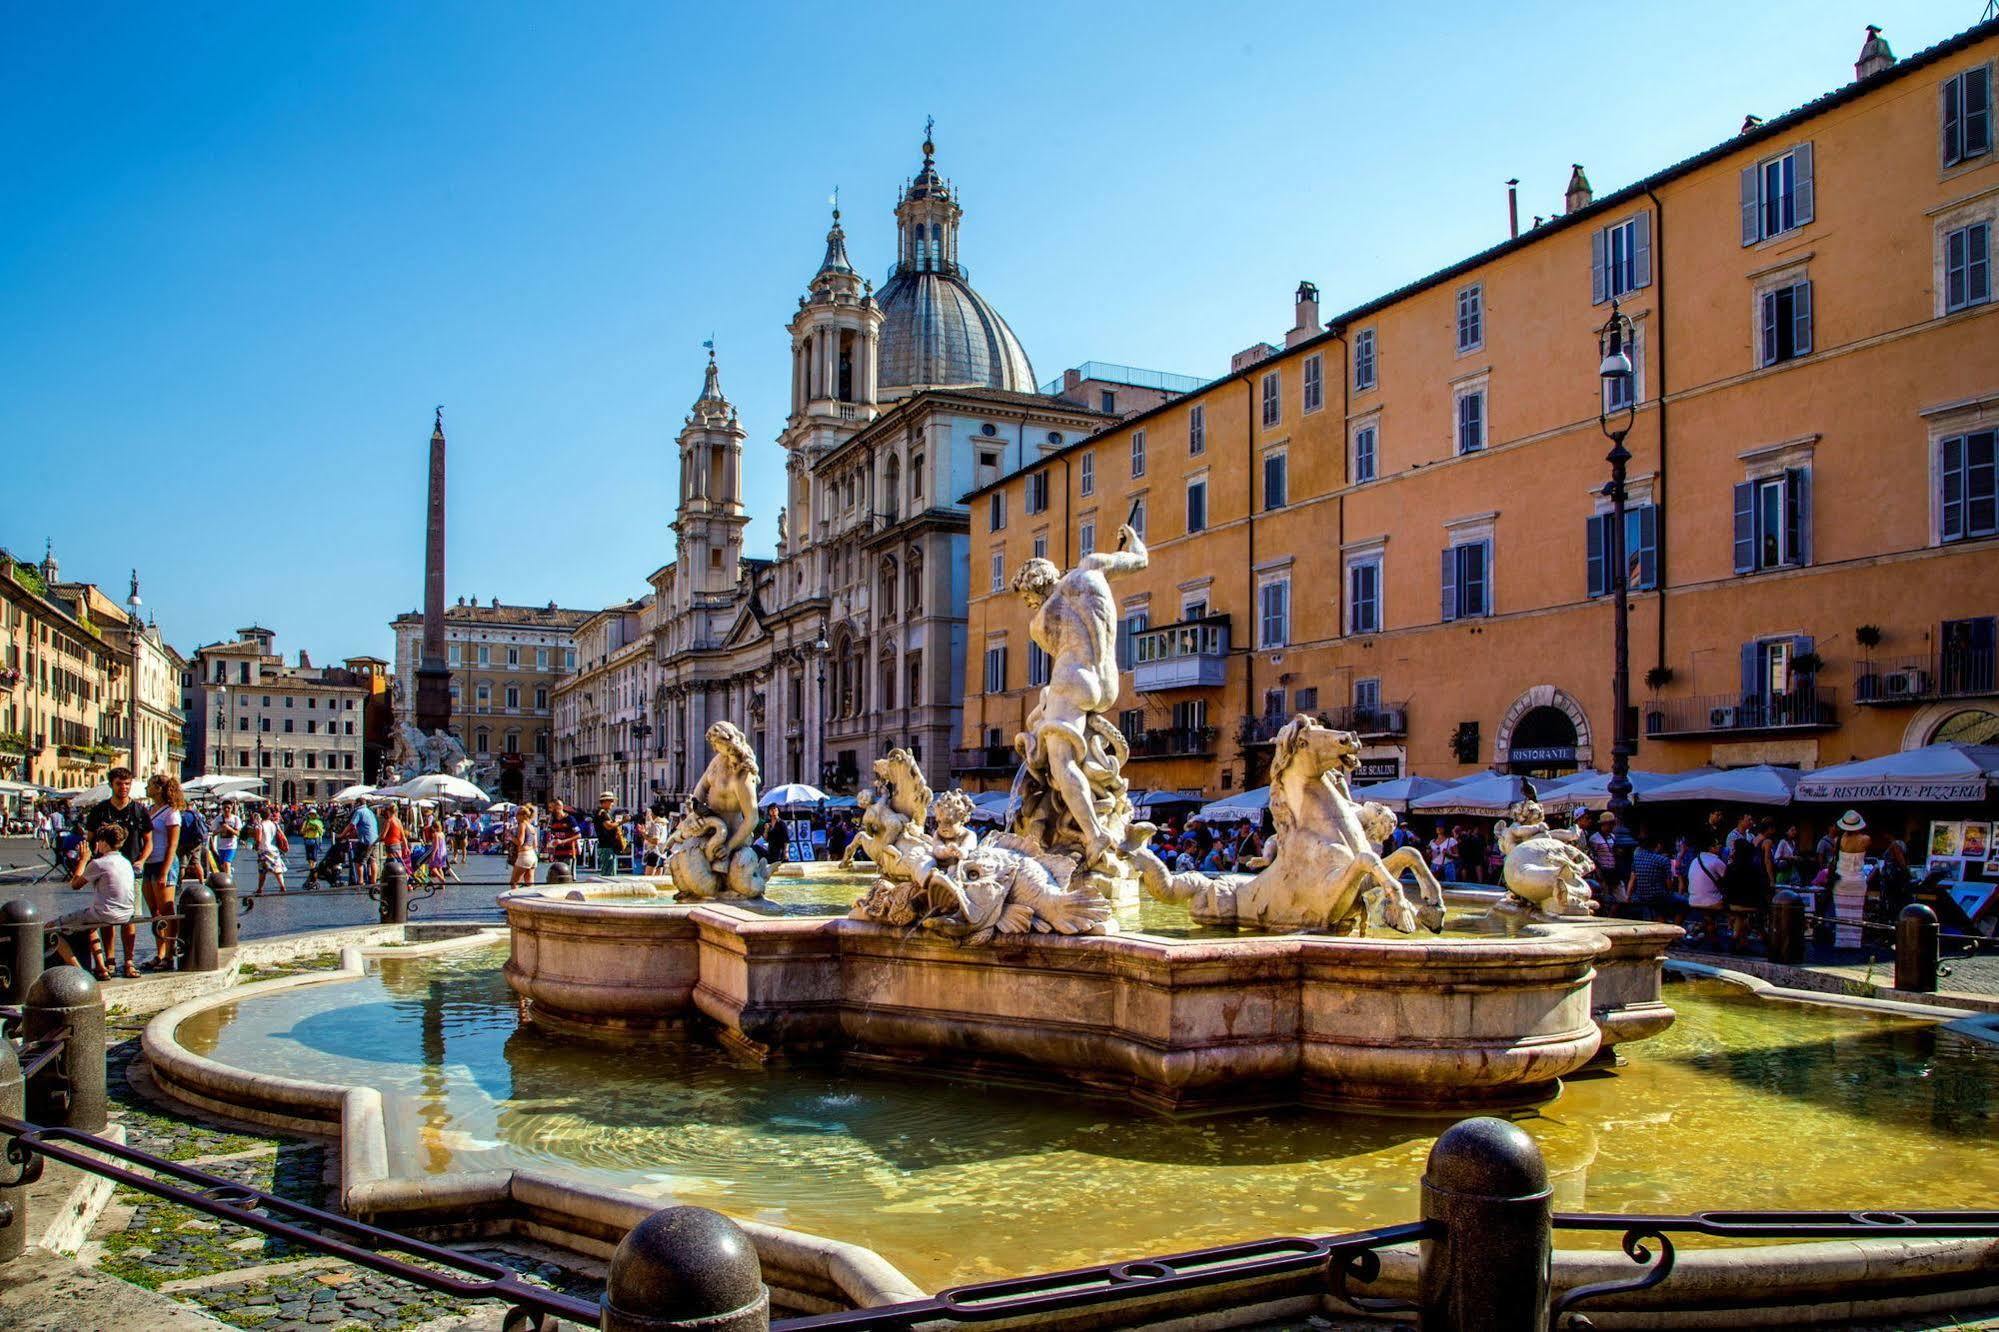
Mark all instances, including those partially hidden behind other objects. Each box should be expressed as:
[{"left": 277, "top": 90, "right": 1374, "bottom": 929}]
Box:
[{"left": 413, "top": 407, "right": 453, "bottom": 736}]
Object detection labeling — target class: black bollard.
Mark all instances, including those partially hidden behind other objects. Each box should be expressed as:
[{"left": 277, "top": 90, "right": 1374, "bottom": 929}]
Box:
[
  {"left": 0, "top": 1035, "right": 29, "bottom": 1263},
  {"left": 1768, "top": 888, "right": 1807, "bottom": 966},
  {"left": 378, "top": 857, "right": 409, "bottom": 925},
  {"left": 24, "top": 966, "right": 106, "bottom": 1132},
  {"left": 208, "top": 865, "right": 240, "bottom": 950},
  {"left": 1895, "top": 903, "right": 1940, "bottom": 994},
  {"left": 176, "top": 882, "right": 219, "bottom": 973},
  {"left": 603, "top": 1206, "right": 769, "bottom": 1332},
  {"left": 1418, "top": 1117, "right": 1552, "bottom": 1332},
  {"left": 546, "top": 859, "right": 575, "bottom": 886},
  {"left": 0, "top": 901, "right": 43, "bottom": 1007}
]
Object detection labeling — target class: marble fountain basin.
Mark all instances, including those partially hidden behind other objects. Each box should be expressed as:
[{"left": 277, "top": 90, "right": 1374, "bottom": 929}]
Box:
[{"left": 499, "top": 873, "right": 1679, "bottom": 1111}]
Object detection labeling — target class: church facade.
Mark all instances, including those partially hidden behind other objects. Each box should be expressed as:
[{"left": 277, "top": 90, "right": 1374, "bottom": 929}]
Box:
[{"left": 552, "top": 132, "right": 1115, "bottom": 804}]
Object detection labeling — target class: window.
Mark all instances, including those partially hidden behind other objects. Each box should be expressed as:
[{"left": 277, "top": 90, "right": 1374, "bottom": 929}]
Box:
[
  {"left": 1456, "top": 284, "right": 1483, "bottom": 352},
  {"left": 1079, "top": 520, "right": 1096, "bottom": 555},
  {"left": 305, "top": 751, "right": 316, "bottom": 769},
  {"left": 1263, "top": 452, "right": 1287, "bottom": 510},
  {"left": 989, "top": 492, "right": 1007, "bottom": 530},
  {"left": 259, "top": 717, "right": 270, "bottom": 732},
  {"left": 1025, "top": 470, "right": 1050, "bottom": 514},
  {"left": 537, "top": 647, "right": 548, "bottom": 670},
  {"left": 1303, "top": 355, "right": 1323, "bottom": 413},
  {"left": 1943, "top": 65, "right": 1992, "bottom": 167},
  {"left": 1032, "top": 534, "right": 1048, "bottom": 560},
  {"left": 505, "top": 684, "right": 520, "bottom": 708},
  {"left": 1353, "top": 678, "right": 1381, "bottom": 717},
  {"left": 1131, "top": 497, "right": 1147, "bottom": 541},
  {"left": 1456, "top": 388, "right": 1486, "bottom": 454},
  {"left": 1119, "top": 709, "right": 1144, "bottom": 741},
  {"left": 1293, "top": 687, "right": 1318, "bottom": 714},
  {"left": 1732, "top": 468, "right": 1812, "bottom": 572},
  {"left": 1080, "top": 451, "right": 1095, "bottom": 497},
  {"left": 1171, "top": 699, "right": 1209, "bottom": 733},
  {"left": 505, "top": 731, "right": 519, "bottom": 755},
  {"left": 1945, "top": 222, "right": 1992, "bottom": 313},
  {"left": 506, "top": 647, "right": 519, "bottom": 666},
  {"left": 1586, "top": 505, "right": 1661, "bottom": 595},
  {"left": 1592, "top": 214, "right": 1652, "bottom": 303},
  {"left": 282, "top": 718, "right": 294, "bottom": 733},
  {"left": 983, "top": 645, "right": 1008, "bottom": 693},
  {"left": 1131, "top": 429, "right": 1147, "bottom": 477},
  {"left": 1347, "top": 558, "right": 1381, "bottom": 635},
  {"left": 449, "top": 644, "right": 462, "bottom": 665},
  {"left": 1352, "top": 328, "right": 1376, "bottom": 390},
  {"left": 1759, "top": 280, "right": 1812, "bottom": 366},
  {"left": 1352, "top": 424, "right": 1377, "bottom": 483},
  {"left": 535, "top": 687, "right": 548, "bottom": 708},
  {"left": 1116, "top": 610, "right": 1149, "bottom": 669},
  {"left": 1189, "top": 404, "right": 1206, "bottom": 454},
  {"left": 1940, "top": 430, "right": 1997, "bottom": 544},
  {"left": 1027, "top": 643, "right": 1051, "bottom": 687},
  {"left": 1441, "top": 541, "right": 1491, "bottom": 620},
  {"left": 1101, "top": 389, "right": 1117, "bottom": 413},
  {"left": 477, "top": 645, "right": 490, "bottom": 665},
  {"left": 1739, "top": 145, "right": 1814, "bottom": 244},
  {"left": 1261, "top": 372, "right": 1280, "bottom": 427},
  {"left": 306, "top": 719, "right": 317, "bottom": 734},
  {"left": 990, "top": 551, "right": 1005, "bottom": 593},
  {"left": 1186, "top": 478, "right": 1208, "bottom": 533},
  {"left": 1258, "top": 578, "right": 1291, "bottom": 648},
  {"left": 344, "top": 753, "right": 355, "bottom": 771}
]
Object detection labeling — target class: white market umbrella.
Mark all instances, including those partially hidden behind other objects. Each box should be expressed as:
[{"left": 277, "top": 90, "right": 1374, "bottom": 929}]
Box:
[
  {"left": 56, "top": 783, "right": 111, "bottom": 807},
  {"left": 377, "top": 774, "right": 489, "bottom": 804},
  {"left": 0, "top": 778, "right": 43, "bottom": 798},
  {"left": 486, "top": 800, "right": 520, "bottom": 815},
  {"left": 1534, "top": 768, "right": 1681, "bottom": 810},
  {"left": 1649, "top": 764, "right": 1802, "bottom": 806},
  {"left": 185, "top": 774, "right": 262, "bottom": 795},
  {"left": 759, "top": 783, "right": 829, "bottom": 807},
  {"left": 1410, "top": 773, "right": 1536, "bottom": 818},
  {"left": 1133, "top": 788, "right": 1204, "bottom": 812},
  {"left": 1350, "top": 775, "right": 1459, "bottom": 813},
  {"left": 1189, "top": 786, "right": 1270, "bottom": 825},
  {"left": 328, "top": 784, "right": 377, "bottom": 804},
  {"left": 1794, "top": 742, "right": 1999, "bottom": 804}
]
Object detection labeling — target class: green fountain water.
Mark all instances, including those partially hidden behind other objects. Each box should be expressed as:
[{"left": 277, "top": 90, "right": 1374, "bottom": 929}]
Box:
[{"left": 175, "top": 943, "right": 1999, "bottom": 1289}]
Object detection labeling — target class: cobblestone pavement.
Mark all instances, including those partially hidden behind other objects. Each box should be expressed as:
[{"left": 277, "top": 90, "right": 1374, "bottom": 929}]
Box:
[{"left": 86, "top": 994, "right": 602, "bottom": 1331}]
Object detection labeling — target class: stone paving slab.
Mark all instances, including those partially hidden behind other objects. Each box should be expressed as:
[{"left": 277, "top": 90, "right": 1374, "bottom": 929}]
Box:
[{"left": 0, "top": 1245, "right": 234, "bottom": 1329}]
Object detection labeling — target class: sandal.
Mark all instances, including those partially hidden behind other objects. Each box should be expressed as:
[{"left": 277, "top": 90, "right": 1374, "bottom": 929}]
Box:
[
  {"left": 121, "top": 964, "right": 141, "bottom": 979},
  {"left": 90, "top": 963, "right": 112, "bottom": 981}
]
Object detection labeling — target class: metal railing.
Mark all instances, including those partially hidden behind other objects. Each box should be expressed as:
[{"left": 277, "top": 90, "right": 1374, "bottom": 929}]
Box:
[
  {"left": 1038, "top": 362, "right": 1206, "bottom": 397},
  {"left": 1855, "top": 649, "right": 1997, "bottom": 704},
  {"left": 1125, "top": 726, "right": 1219, "bottom": 759},
  {"left": 1643, "top": 686, "right": 1839, "bottom": 737},
  {"left": 949, "top": 745, "right": 1015, "bottom": 773}
]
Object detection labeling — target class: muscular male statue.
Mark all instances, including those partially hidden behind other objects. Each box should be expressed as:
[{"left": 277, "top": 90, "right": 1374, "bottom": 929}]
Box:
[{"left": 1010, "top": 523, "right": 1148, "bottom": 869}]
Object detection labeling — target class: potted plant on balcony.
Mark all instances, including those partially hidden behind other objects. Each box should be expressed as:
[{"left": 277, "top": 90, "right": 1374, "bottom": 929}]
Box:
[
  {"left": 1854, "top": 626, "right": 1884, "bottom": 701},
  {"left": 1642, "top": 667, "right": 1673, "bottom": 736}
]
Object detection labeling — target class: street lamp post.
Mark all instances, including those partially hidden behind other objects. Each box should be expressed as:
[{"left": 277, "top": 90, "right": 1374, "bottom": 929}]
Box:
[
  {"left": 214, "top": 684, "right": 227, "bottom": 776},
  {"left": 1596, "top": 300, "right": 1638, "bottom": 828},
  {"left": 812, "top": 636, "right": 829, "bottom": 790},
  {"left": 126, "top": 572, "right": 142, "bottom": 775},
  {"left": 631, "top": 709, "right": 652, "bottom": 811}
]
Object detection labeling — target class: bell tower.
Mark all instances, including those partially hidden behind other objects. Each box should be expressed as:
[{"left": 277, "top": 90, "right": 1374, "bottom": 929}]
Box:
[{"left": 673, "top": 349, "right": 749, "bottom": 603}]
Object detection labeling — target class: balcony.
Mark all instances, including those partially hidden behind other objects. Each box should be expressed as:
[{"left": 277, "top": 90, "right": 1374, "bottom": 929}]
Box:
[
  {"left": 1131, "top": 616, "right": 1229, "bottom": 692},
  {"left": 951, "top": 744, "right": 1016, "bottom": 774},
  {"left": 1644, "top": 686, "right": 1839, "bottom": 738},
  {"left": 1855, "top": 650, "right": 1996, "bottom": 706},
  {"left": 1323, "top": 703, "right": 1409, "bottom": 739},
  {"left": 1125, "top": 726, "right": 1219, "bottom": 760}
]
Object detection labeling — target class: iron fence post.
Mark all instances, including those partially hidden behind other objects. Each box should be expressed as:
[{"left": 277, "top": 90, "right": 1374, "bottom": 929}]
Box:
[
  {"left": 176, "top": 881, "right": 219, "bottom": 973},
  {"left": 25, "top": 966, "right": 106, "bottom": 1132},
  {"left": 379, "top": 858, "right": 409, "bottom": 925},
  {"left": 208, "top": 865, "right": 240, "bottom": 950},
  {"left": 0, "top": 1037, "right": 24, "bottom": 1263},
  {"left": 0, "top": 901, "right": 43, "bottom": 1007},
  {"left": 603, "top": 1206, "right": 769, "bottom": 1332},
  {"left": 1768, "top": 888, "right": 1806, "bottom": 966},
  {"left": 1418, "top": 1116, "right": 1551, "bottom": 1331},
  {"left": 1895, "top": 903, "right": 1939, "bottom": 993}
]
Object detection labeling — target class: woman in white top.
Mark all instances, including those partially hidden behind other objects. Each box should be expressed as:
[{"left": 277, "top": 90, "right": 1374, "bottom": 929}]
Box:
[
  {"left": 507, "top": 804, "right": 540, "bottom": 890},
  {"left": 213, "top": 801, "right": 242, "bottom": 868},
  {"left": 142, "top": 774, "right": 184, "bottom": 971},
  {"left": 254, "top": 806, "right": 288, "bottom": 894}
]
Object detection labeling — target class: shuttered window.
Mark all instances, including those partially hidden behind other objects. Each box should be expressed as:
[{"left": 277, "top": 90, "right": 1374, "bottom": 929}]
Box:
[
  {"left": 1352, "top": 424, "right": 1378, "bottom": 482},
  {"left": 1259, "top": 579, "right": 1291, "bottom": 648},
  {"left": 1027, "top": 643, "right": 1051, "bottom": 688},
  {"left": 1585, "top": 505, "right": 1660, "bottom": 597},
  {"left": 1079, "top": 451, "right": 1094, "bottom": 496},
  {"left": 1188, "top": 405, "right": 1205, "bottom": 455},
  {"left": 1116, "top": 611, "right": 1149, "bottom": 670},
  {"left": 1131, "top": 429, "right": 1147, "bottom": 477},
  {"left": 1940, "top": 430, "right": 1998, "bottom": 544},
  {"left": 1263, "top": 453, "right": 1288, "bottom": 510},
  {"left": 1732, "top": 468, "right": 1812, "bottom": 572},
  {"left": 988, "top": 492, "right": 1006, "bottom": 530},
  {"left": 1943, "top": 65, "right": 1993, "bottom": 168},
  {"left": 1440, "top": 541, "right": 1490, "bottom": 621},
  {"left": 1185, "top": 478, "right": 1207, "bottom": 533},
  {"left": 1352, "top": 328, "right": 1377, "bottom": 389},
  {"left": 1455, "top": 285, "right": 1483, "bottom": 352},
  {"left": 1591, "top": 214, "right": 1652, "bottom": 304},
  {"left": 1261, "top": 372, "right": 1281, "bottom": 427},
  {"left": 1302, "top": 355, "right": 1323, "bottom": 413},
  {"left": 1347, "top": 559, "right": 1381, "bottom": 635},
  {"left": 1739, "top": 144, "right": 1814, "bottom": 245},
  {"left": 983, "top": 646, "right": 1008, "bottom": 694},
  {"left": 1945, "top": 222, "right": 1992, "bottom": 313},
  {"left": 1456, "top": 390, "right": 1486, "bottom": 454},
  {"left": 1759, "top": 281, "right": 1813, "bottom": 366}
]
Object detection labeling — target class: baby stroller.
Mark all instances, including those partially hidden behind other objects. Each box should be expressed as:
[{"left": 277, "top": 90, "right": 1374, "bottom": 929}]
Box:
[{"left": 305, "top": 842, "right": 346, "bottom": 890}]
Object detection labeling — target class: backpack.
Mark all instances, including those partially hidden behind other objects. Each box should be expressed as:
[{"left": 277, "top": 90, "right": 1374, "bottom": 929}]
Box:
[{"left": 180, "top": 807, "right": 210, "bottom": 851}]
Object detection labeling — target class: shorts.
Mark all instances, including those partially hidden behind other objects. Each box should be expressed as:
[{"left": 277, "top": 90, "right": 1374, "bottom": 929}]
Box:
[
  {"left": 215, "top": 846, "right": 236, "bottom": 864},
  {"left": 54, "top": 905, "right": 131, "bottom": 932},
  {"left": 596, "top": 846, "right": 621, "bottom": 874}
]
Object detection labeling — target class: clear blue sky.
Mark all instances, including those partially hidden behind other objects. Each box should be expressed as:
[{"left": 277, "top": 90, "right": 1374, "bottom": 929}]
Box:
[{"left": 1, "top": 1, "right": 1978, "bottom": 665}]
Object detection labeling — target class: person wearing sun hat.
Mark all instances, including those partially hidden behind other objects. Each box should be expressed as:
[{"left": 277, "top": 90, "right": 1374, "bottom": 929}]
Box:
[
  {"left": 1831, "top": 810, "right": 1871, "bottom": 948},
  {"left": 592, "top": 792, "right": 628, "bottom": 875}
]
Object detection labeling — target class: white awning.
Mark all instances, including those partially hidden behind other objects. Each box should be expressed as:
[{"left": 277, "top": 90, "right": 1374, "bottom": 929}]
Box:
[{"left": 1793, "top": 743, "right": 1999, "bottom": 803}]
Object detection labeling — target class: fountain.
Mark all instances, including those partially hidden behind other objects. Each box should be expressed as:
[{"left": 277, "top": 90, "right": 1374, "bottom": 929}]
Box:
[{"left": 501, "top": 532, "right": 1681, "bottom": 1108}]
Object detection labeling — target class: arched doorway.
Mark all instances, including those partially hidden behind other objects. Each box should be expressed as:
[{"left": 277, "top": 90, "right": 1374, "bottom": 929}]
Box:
[
  {"left": 499, "top": 768, "right": 525, "bottom": 802},
  {"left": 1931, "top": 708, "right": 1999, "bottom": 746},
  {"left": 280, "top": 779, "right": 297, "bottom": 803},
  {"left": 1506, "top": 707, "right": 1582, "bottom": 778}
]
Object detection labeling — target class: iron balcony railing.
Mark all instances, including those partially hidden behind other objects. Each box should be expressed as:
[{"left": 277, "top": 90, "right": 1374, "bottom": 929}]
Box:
[
  {"left": 1323, "top": 703, "right": 1409, "bottom": 738},
  {"left": 1644, "top": 686, "right": 1839, "bottom": 737},
  {"left": 950, "top": 745, "right": 1015, "bottom": 774},
  {"left": 1124, "top": 726, "right": 1219, "bottom": 759},
  {"left": 1038, "top": 361, "right": 1206, "bottom": 397},
  {"left": 1855, "top": 649, "right": 1997, "bottom": 705}
]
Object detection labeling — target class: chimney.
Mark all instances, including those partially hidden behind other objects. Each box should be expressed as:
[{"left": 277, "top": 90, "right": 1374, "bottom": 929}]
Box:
[
  {"left": 1854, "top": 24, "right": 1894, "bottom": 81},
  {"left": 1285, "top": 281, "right": 1321, "bottom": 347},
  {"left": 1564, "top": 164, "right": 1593, "bottom": 214},
  {"left": 1506, "top": 179, "right": 1519, "bottom": 238}
]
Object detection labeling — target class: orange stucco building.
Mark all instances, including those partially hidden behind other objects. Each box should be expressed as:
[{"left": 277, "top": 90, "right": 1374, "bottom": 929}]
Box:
[{"left": 957, "top": 21, "right": 1999, "bottom": 798}]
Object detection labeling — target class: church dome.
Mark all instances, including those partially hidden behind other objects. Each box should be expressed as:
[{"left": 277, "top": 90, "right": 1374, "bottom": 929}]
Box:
[{"left": 875, "top": 269, "right": 1037, "bottom": 392}]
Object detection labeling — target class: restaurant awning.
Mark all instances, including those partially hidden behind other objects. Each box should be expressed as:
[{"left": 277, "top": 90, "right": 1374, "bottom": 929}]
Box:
[{"left": 1793, "top": 743, "right": 1999, "bottom": 803}]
